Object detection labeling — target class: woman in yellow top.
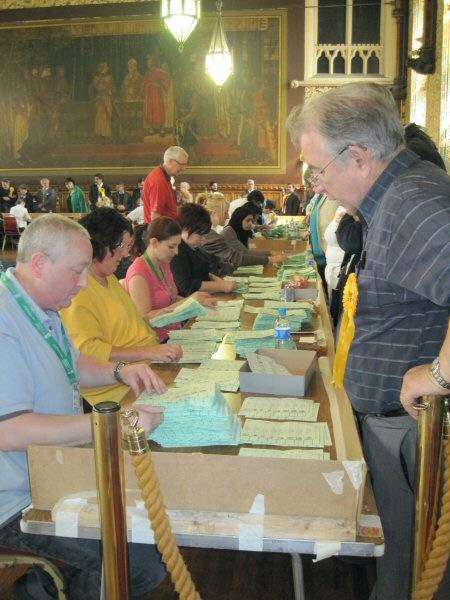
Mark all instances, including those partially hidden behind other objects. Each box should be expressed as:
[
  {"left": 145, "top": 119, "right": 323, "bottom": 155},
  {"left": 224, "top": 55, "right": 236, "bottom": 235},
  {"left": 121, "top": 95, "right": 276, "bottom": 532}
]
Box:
[{"left": 61, "top": 208, "right": 182, "bottom": 406}]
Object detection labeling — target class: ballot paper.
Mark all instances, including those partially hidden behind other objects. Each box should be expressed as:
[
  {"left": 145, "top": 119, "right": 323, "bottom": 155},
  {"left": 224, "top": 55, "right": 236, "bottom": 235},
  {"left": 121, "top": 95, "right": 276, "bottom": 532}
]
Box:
[
  {"left": 225, "top": 329, "right": 277, "bottom": 358},
  {"left": 242, "top": 290, "right": 281, "bottom": 301},
  {"left": 239, "top": 448, "right": 329, "bottom": 460},
  {"left": 240, "top": 419, "right": 332, "bottom": 448},
  {"left": 217, "top": 299, "right": 244, "bottom": 308},
  {"left": 223, "top": 277, "right": 249, "bottom": 294},
  {"left": 234, "top": 265, "right": 265, "bottom": 275},
  {"left": 174, "top": 367, "right": 240, "bottom": 392},
  {"left": 191, "top": 320, "right": 241, "bottom": 330},
  {"left": 151, "top": 340, "right": 219, "bottom": 363},
  {"left": 248, "top": 281, "right": 282, "bottom": 291},
  {"left": 264, "top": 300, "right": 314, "bottom": 311},
  {"left": 248, "top": 276, "right": 280, "bottom": 284},
  {"left": 199, "top": 359, "right": 246, "bottom": 371},
  {"left": 247, "top": 286, "right": 282, "bottom": 295},
  {"left": 136, "top": 382, "right": 241, "bottom": 447},
  {"left": 149, "top": 297, "right": 207, "bottom": 328},
  {"left": 196, "top": 306, "right": 241, "bottom": 322},
  {"left": 239, "top": 396, "right": 320, "bottom": 422},
  {"left": 244, "top": 305, "right": 310, "bottom": 319},
  {"left": 246, "top": 353, "right": 290, "bottom": 375},
  {"left": 168, "top": 329, "right": 225, "bottom": 342},
  {"left": 252, "top": 312, "right": 305, "bottom": 332}
]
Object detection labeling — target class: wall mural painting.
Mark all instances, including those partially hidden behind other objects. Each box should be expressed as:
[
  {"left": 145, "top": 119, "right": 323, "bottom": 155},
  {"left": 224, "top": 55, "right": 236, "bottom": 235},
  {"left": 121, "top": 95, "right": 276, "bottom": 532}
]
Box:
[{"left": 0, "top": 12, "right": 286, "bottom": 174}]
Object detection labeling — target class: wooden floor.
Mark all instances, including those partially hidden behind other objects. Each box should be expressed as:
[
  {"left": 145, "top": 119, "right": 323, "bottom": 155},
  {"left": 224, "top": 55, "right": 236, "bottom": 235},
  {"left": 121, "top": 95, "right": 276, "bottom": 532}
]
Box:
[{"left": 0, "top": 547, "right": 375, "bottom": 599}]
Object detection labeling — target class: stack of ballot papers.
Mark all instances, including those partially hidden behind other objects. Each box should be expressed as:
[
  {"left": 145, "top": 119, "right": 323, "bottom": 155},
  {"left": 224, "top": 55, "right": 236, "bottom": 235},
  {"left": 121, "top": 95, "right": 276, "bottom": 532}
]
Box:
[
  {"left": 245, "top": 304, "right": 312, "bottom": 321},
  {"left": 242, "top": 289, "right": 282, "bottom": 301},
  {"left": 225, "top": 329, "right": 276, "bottom": 358},
  {"left": 148, "top": 297, "right": 207, "bottom": 328},
  {"left": 277, "top": 265, "right": 317, "bottom": 282},
  {"left": 264, "top": 300, "right": 314, "bottom": 312},
  {"left": 136, "top": 383, "right": 241, "bottom": 447},
  {"left": 195, "top": 306, "right": 241, "bottom": 322},
  {"left": 234, "top": 265, "right": 264, "bottom": 275},
  {"left": 168, "top": 329, "right": 225, "bottom": 342},
  {"left": 239, "top": 396, "right": 320, "bottom": 421},
  {"left": 246, "top": 353, "right": 291, "bottom": 375},
  {"left": 239, "top": 447, "right": 330, "bottom": 460},
  {"left": 217, "top": 299, "right": 244, "bottom": 308},
  {"left": 283, "top": 253, "right": 306, "bottom": 267},
  {"left": 240, "top": 419, "right": 332, "bottom": 448},
  {"left": 174, "top": 366, "right": 241, "bottom": 392},
  {"left": 151, "top": 339, "right": 218, "bottom": 363},
  {"left": 248, "top": 276, "right": 280, "bottom": 285},
  {"left": 191, "top": 320, "right": 240, "bottom": 330},
  {"left": 223, "top": 276, "right": 249, "bottom": 295},
  {"left": 252, "top": 312, "right": 305, "bottom": 332}
]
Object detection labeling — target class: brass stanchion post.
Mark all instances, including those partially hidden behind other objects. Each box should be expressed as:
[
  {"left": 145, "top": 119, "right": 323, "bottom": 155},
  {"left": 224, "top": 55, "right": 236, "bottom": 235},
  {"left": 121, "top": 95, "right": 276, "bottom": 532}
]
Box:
[
  {"left": 93, "top": 401, "right": 130, "bottom": 600},
  {"left": 413, "top": 395, "right": 444, "bottom": 590}
]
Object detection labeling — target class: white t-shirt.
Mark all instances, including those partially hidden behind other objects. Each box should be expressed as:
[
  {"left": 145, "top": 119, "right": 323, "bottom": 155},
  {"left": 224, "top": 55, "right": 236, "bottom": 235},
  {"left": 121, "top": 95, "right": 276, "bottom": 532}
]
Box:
[
  {"left": 10, "top": 204, "right": 30, "bottom": 229},
  {"left": 228, "top": 197, "right": 247, "bottom": 219},
  {"left": 127, "top": 205, "right": 145, "bottom": 224}
]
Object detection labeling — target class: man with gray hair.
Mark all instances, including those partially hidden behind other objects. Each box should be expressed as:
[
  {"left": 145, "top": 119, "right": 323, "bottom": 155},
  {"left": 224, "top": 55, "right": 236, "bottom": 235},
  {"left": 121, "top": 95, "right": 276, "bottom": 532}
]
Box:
[
  {"left": 288, "top": 82, "right": 450, "bottom": 599},
  {"left": 0, "top": 215, "right": 167, "bottom": 598},
  {"left": 143, "top": 145, "right": 188, "bottom": 223}
]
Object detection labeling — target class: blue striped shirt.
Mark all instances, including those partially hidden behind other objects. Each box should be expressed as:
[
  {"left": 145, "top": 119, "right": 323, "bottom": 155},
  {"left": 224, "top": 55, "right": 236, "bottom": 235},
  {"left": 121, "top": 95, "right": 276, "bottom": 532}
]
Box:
[{"left": 345, "top": 149, "right": 450, "bottom": 413}]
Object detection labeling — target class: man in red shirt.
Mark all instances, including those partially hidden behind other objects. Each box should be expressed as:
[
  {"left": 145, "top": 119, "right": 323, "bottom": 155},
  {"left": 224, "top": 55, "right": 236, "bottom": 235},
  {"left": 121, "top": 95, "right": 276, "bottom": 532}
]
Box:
[{"left": 143, "top": 146, "right": 188, "bottom": 223}]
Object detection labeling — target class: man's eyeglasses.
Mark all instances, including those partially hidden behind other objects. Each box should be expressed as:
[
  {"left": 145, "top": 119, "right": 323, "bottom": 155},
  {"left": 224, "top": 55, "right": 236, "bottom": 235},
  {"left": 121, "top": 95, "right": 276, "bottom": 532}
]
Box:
[
  {"left": 172, "top": 158, "right": 188, "bottom": 168},
  {"left": 308, "top": 146, "right": 349, "bottom": 187},
  {"left": 113, "top": 239, "right": 133, "bottom": 252}
]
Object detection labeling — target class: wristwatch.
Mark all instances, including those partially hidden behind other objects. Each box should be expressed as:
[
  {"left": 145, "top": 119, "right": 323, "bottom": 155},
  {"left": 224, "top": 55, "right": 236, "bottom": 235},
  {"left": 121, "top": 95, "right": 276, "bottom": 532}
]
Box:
[
  {"left": 113, "top": 361, "right": 127, "bottom": 384},
  {"left": 429, "top": 357, "right": 450, "bottom": 390}
]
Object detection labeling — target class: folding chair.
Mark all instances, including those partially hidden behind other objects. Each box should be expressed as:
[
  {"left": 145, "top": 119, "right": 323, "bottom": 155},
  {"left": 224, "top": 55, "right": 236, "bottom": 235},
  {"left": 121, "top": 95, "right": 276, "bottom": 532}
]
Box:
[{"left": 2, "top": 214, "right": 21, "bottom": 251}]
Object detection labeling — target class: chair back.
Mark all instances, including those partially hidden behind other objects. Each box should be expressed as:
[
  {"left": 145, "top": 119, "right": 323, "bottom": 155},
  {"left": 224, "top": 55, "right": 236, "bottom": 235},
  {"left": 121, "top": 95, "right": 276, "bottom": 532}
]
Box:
[{"left": 3, "top": 214, "right": 20, "bottom": 234}]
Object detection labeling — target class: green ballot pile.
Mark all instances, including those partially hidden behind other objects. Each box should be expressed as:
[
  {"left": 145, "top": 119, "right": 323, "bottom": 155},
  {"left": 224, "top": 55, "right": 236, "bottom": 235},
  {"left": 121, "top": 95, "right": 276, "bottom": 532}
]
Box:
[
  {"left": 242, "top": 290, "right": 281, "bottom": 301},
  {"left": 196, "top": 306, "right": 241, "bottom": 323},
  {"left": 234, "top": 265, "right": 265, "bottom": 275},
  {"left": 226, "top": 329, "right": 277, "bottom": 358},
  {"left": 136, "top": 382, "right": 241, "bottom": 447},
  {"left": 149, "top": 297, "right": 207, "bottom": 328},
  {"left": 252, "top": 312, "right": 304, "bottom": 332},
  {"left": 168, "top": 329, "right": 225, "bottom": 342},
  {"left": 223, "top": 277, "right": 249, "bottom": 295},
  {"left": 174, "top": 366, "right": 241, "bottom": 392}
]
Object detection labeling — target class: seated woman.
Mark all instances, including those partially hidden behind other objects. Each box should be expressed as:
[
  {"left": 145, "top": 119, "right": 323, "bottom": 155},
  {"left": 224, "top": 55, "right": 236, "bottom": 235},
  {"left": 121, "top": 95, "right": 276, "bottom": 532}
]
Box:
[
  {"left": 61, "top": 208, "right": 182, "bottom": 406},
  {"left": 171, "top": 203, "right": 236, "bottom": 296},
  {"left": 221, "top": 202, "right": 285, "bottom": 266},
  {"left": 125, "top": 217, "right": 217, "bottom": 342}
]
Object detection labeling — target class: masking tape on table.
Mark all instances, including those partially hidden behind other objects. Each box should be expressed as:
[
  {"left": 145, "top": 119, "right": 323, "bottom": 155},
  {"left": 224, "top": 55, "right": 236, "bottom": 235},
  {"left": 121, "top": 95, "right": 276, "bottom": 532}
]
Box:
[
  {"left": 322, "top": 471, "right": 344, "bottom": 495},
  {"left": 312, "top": 541, "right": 342, "bottom": 562},
  {"left": 54, "top": 498, "right": 88, "bottom": 537},
  {"left": 238, "top": 493, "right": 265, "bottom": 552},
  {"left": 342, "top": 460, "right": 363, "bottom": 491},
  {"left": 128, "top": 506, "right": 155, "bottom": 544}
]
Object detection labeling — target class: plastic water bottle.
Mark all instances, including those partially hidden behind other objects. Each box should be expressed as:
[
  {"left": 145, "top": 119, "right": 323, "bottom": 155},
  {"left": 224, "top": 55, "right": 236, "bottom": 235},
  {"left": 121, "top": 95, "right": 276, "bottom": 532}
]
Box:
[{"left": 274, "top": 307, "right": 293, "bottom": 349}]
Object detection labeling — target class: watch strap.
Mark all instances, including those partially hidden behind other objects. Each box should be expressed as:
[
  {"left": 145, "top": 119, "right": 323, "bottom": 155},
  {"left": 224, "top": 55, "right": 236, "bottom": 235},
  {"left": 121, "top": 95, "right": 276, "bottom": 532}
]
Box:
[
  {"left": 430, "top": 357, "right": 450, "bottom": 390},
  {"left": 113, "top": 361, "right": 127, "bottom": 384}
]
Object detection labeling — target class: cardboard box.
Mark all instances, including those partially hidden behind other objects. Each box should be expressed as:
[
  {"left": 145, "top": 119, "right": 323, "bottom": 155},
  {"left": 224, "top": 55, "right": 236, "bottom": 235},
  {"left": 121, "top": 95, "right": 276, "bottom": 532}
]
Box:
[
  {"left": 293, "top": 284, "right": 318, "bottom": 301},
  {"left": 240, "top": 348, "right": 317, "bottom": 396}
]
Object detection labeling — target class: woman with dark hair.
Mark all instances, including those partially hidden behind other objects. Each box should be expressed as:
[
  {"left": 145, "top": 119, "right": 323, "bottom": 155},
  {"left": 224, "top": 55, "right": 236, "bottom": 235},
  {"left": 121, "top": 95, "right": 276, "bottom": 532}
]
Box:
[
  {"left": 65, "top": 177, "right": 89, "bottom": 213},
  {"left": 404, "top": 123, "right": 446, "bottom": 171},
  {"left": 61, "top": 208, "right": 182, "bottom": 406},
  {"left": 171, "top": 203, "right": 236, "bottom": 296},
  {"left": 125, "top": 217, "right": 216, "bottom": 341},
  {"left": 222, "top": 203, "right": 285, "bottom": 266}
]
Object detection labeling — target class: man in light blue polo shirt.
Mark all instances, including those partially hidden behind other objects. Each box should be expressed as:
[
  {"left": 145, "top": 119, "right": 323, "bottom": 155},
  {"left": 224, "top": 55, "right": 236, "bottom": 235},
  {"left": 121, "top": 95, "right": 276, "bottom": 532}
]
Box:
[{"left": 0, "top": 215, "right": 168, "bottom": 599}]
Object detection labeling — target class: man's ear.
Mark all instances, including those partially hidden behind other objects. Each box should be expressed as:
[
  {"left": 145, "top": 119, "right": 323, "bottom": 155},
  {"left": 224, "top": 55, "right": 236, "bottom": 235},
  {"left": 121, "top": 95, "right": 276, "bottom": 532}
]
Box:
[
  {"left": 29, "top": 251, "right": 49, "bottom": 279},
  {"left": 348, "top": 145, "right": 372, "bottom": 176}
]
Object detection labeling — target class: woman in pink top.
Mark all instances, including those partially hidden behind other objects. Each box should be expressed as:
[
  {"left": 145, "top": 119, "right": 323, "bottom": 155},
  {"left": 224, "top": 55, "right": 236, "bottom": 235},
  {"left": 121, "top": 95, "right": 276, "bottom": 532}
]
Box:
[{"left": 125, "top": 217, "right": 215, "bottom": 341}]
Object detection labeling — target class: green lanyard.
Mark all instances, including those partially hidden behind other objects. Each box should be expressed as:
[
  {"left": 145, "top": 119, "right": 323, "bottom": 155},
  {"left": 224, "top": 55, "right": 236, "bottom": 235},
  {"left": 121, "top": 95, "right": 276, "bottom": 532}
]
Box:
[{"left": 1, "top": 272, "right": 78, "bottom": 385}]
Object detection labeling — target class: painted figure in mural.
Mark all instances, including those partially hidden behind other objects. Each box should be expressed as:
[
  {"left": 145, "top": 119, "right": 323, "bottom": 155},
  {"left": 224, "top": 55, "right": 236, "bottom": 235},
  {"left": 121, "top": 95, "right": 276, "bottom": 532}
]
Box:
[
  {"left": 12, "top": 68, "right": 32, "bottom": 160},
  {"left": 160, "top": 62, "right": 174, "bottom": 134},
  {"left": 52, "top": 66, "right": 71, "bottom": 139},
  {"left": 121, "top": 58, "right": 143, "bottom": 102},
  {"left": 142, "top": 55, "right": 172, "bottom": 134},
  {"left": 236, "top": 71, "right": 258, "bottom": 162},
  {"left": 90, "top": 61, "right": 115, "bottom": 140},
  {"left": 252, "top": 78, "right": 277, "bottom": 163}
]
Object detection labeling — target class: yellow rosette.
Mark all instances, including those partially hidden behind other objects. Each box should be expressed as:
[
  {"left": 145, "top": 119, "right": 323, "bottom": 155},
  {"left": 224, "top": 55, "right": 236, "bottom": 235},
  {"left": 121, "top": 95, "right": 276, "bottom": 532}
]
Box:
[{"left": 332, "top": 272, "right": 358, "bottom": 388}]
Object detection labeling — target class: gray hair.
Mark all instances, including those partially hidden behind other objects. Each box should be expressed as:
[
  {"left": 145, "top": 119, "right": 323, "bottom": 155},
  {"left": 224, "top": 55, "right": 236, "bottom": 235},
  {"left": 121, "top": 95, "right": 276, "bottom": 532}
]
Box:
[
  {"left": 287, "top": 83, "right": 405, "bottom": 162},
  {"left": 163, "top": 146, "right": 188, "bottom": 163},
  {"left": 17, "top": 214, "right": 90, "bottom": 263}
]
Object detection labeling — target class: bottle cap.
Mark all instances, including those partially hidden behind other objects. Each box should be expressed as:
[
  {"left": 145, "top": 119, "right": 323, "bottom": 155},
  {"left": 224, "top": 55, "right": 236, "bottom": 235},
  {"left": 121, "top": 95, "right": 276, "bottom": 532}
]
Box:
[{"left": 278, "top": 307, "right": 287, "bottom": 317}]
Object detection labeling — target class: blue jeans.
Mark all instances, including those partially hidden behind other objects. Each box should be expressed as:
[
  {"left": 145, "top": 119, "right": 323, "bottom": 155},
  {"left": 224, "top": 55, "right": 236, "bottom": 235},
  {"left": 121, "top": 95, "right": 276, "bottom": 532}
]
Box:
[{"left": 0, "top": 515, "right": 166, "bottom": 600}]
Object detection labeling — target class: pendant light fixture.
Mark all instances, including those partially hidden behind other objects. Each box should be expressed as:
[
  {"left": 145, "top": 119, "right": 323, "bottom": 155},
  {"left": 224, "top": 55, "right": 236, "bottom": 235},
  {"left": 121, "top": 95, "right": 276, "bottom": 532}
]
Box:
[
  {"left": 205, "top": 1, "right": 233, "bottom": 86},
  {"left": 161, "top": 0, "right": 201, "bottom": 51}
]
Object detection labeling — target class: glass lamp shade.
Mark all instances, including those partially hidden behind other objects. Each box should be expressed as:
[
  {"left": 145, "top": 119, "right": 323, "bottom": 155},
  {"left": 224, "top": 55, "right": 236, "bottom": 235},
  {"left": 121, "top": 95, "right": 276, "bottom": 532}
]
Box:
[
  {"left": 161, "top": 0, "right": 201, "bottom": 48},
  {"left": 205, "top": 6, "right": 233, "bottom": 86}
]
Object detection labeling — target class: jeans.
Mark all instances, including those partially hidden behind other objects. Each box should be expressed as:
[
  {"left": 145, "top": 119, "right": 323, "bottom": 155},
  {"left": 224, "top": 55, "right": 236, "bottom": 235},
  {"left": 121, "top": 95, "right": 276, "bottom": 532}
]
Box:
[{"left": 0, "top": 515, "right": 166, "bottom": 600}]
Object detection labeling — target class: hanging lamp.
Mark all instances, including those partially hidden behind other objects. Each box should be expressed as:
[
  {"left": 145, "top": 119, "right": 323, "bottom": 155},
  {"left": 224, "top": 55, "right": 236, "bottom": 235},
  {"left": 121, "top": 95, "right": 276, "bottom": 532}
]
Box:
[
  {"left": 205, "top": 0, "right": 233, "bottom": 86},
  {"left": 161, "top": 0, "right": 201, "bottom": 51}
]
